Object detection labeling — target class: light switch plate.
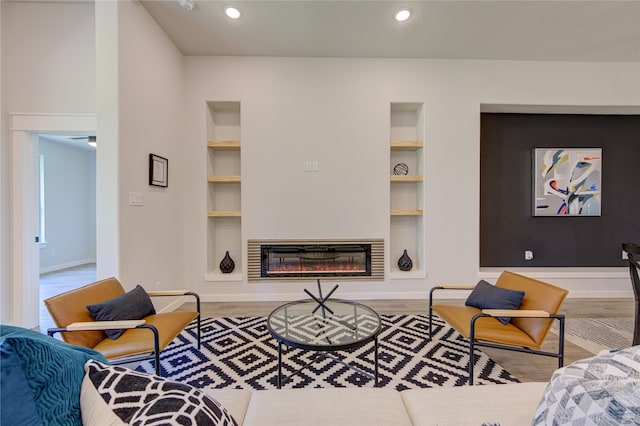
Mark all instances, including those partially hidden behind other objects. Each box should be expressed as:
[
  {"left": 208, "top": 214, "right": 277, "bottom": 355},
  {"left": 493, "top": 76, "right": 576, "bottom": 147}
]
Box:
[{"left": 129, "top": 192, "right": 144, "bottom": 207}]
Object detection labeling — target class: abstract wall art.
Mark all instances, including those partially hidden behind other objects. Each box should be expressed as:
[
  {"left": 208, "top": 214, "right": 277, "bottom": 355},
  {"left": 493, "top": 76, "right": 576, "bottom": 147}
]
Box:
[{"left": 534, "top": 148, "right": 602, "bottom": 216}]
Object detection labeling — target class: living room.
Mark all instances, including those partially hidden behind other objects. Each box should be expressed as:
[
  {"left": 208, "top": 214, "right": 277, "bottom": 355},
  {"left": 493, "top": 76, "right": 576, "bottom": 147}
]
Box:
[
  {"left": 3, "top": 1, "right": 640, "bottom": 329},
  {"left": 2, "top": 1, "right": 640, "bottom": 424}
]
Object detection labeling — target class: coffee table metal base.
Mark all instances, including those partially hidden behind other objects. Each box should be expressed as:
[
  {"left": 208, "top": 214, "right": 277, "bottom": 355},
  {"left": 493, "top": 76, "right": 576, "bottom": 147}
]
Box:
[{"left": 277, "top": 338, "right": 379, "bottom": 389}]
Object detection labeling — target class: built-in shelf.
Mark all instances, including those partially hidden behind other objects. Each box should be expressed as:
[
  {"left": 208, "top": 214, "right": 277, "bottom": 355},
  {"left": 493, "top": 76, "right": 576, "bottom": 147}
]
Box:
[
  {"left": 206, "top": 102, "right": 242, "bottom": 281},
  {"left": 208, "top": 140, "right": 240, "bottom": 150},
  {"left": 390, "top": 102, "right": 425, "bottom": 275},
  {"left": 207, "top": 176, "right": 241, "bottom": 183},
  {"left": 391, "top": 175, "right": 423, "bottom": 182},
  {"left": 207, "top": 210, "right": 241, "bottom": 217},
  {"left": 391, "top": 209, "right": 423, "bottom": 216},
  {"left": 390, "top": 140, "right": 423, "bottom": 150}
]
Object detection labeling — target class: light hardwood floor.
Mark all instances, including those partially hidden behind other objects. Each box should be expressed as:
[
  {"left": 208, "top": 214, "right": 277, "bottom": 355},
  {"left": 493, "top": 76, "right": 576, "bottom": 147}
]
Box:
[{"left": 39, "top": 266, "right": 635, "bottom": 384}]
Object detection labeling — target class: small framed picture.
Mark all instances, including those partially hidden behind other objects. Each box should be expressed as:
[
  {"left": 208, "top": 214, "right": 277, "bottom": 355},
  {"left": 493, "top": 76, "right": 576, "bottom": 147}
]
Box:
[{"left": 149, "top": 154, "right": 168, "bottom": 187}]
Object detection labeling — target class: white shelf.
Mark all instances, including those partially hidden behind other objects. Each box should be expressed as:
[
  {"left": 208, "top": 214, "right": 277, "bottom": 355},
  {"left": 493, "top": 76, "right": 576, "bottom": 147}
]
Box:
[
  {"left": 390, "top": 102, "right": 424, "bottom": 275},
  {"left": 205, "top": 271, "right": 243, "bottom": 282},
  {"left": 389, "top": 270, "right": 427, "bottom": 280},
  {"left": 207, "top": 101, "right": 242, "bottom": 277}
]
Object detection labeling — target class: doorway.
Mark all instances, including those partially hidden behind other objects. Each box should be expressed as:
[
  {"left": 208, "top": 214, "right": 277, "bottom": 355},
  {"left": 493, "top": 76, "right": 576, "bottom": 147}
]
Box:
[
  {"left": 9, "top": 113, "right": 97, "bottom": 329},
  {"left": 37, "top": 134, "right": 97, "bottom": 331}
]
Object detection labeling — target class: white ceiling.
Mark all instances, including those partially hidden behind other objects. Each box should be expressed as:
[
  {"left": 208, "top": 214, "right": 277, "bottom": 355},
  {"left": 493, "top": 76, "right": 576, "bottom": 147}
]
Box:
[{"left": 139, "top": 0, "right": 640, "bottom": 62}]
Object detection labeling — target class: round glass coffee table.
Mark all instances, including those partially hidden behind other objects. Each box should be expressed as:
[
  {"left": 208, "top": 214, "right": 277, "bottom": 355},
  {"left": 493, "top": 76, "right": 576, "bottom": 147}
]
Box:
[{"left": 267, "top": 299, "right": 382, "bottom": 388}]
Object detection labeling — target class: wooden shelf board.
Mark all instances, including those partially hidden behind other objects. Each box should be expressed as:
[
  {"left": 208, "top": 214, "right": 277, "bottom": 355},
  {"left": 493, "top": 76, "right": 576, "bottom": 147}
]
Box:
[
  {"left": 390, "top": 140, "right": 423, "bottom": 150},
  {"left": 208, "top": 210, "right": 241, "bottom": 217},
  {"left": 208, "top": 176, "right": 241, "bottom": 183},
  {"left": 391, "top": 175, "right": 423, "bottom": 182},
  {"left": 207, "top": 140, "right": 240, "bottom": 150},
  {"left": 391, "top": 209, "right": 423, "bottom": 216}
]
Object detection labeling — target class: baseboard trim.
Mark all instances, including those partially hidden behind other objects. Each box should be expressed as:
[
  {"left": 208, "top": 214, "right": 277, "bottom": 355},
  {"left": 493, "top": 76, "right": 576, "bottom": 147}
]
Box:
[{"left": 40, "top": 259, "right": 96, "bottom": 274}]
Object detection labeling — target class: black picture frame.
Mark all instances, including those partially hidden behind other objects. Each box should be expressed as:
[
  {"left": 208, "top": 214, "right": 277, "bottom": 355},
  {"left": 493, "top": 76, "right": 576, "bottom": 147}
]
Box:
[{"left": 149, "top": 154, "right": 168, "bottom": 187}]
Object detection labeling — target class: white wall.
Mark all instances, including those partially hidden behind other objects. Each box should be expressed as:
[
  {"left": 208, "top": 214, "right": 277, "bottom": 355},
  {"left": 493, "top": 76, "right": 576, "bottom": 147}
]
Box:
[
  {"left": 0, "top": 1, "right": 9, "bottom": 323},
  {"left": 4, "top": 1, "right": 95, "bottom": 113},
  {"left": 114, "top": 1, "right": 185, "bottom": 308},
  {"left": 38, "top": 138, "right": 96, "bottom": 272},
  {"left": 182, "top": 57, "right": 640, "bottom": 301},
  {"left": 1, "top": 1, "right": 96, "bottom": 324}
]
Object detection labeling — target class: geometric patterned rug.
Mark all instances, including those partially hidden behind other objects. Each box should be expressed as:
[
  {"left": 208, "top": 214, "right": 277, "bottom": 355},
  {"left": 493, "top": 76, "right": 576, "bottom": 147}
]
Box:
[{"left": 136, "top": 314, "right": 519, "bottom": 390}]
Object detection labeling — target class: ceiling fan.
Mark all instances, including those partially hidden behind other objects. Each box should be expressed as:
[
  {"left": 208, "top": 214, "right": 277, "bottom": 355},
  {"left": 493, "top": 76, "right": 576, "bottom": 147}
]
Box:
[{"left": 70, "top": 135, "right": 97, "bottom": 147}]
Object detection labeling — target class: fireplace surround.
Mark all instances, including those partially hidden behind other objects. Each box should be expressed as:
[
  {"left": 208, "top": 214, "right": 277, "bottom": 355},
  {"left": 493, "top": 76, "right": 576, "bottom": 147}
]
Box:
[{"left": 248, "top": 239, "right": 384, "bottom": 281}]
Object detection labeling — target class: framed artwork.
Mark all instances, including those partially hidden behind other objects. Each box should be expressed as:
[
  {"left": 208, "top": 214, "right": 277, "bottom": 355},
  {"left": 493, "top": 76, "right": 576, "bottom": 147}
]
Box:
[
  {"left": 533, "top": 148, "right": 602, "bottom": 216},
  {"left": 149, "top": 154, "right": 168, "bottom": 187}
]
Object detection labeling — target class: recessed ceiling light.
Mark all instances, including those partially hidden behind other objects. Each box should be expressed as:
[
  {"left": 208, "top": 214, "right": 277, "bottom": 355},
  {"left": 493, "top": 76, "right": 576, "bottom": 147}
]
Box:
[
  {"left": 394, "top": 8, "right": 411, "bottom": 22},
  {"left": 178, "top": 0, "right": 195, "bottom": 12},
  {"left": 224, "top": 5, "right": 241, "bottom": 19}
]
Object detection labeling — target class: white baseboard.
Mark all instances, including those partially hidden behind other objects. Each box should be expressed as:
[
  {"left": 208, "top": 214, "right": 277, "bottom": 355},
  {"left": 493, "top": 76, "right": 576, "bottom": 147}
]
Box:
[{"left": 40, "top": 258, "right": 96, "bottom": 274}]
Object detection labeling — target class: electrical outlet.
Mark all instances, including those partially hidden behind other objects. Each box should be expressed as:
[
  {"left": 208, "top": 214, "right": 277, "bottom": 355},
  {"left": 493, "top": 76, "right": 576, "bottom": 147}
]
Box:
[{"left": 524, "top": 250, "right": 534, "bottom": 261}]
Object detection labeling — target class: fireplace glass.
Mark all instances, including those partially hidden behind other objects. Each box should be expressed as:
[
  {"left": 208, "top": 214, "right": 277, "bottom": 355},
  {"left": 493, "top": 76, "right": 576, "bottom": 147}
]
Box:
[{"left": 261, "top": 243, "right": 372, "bottom": 278}]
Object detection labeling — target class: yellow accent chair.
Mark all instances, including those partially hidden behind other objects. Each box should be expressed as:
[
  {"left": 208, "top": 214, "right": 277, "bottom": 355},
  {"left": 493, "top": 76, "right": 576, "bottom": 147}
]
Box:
[
  {"left": 429, "top": 271, "right": 568, "bottom": 384},
  {"left": 45, "top": 277, "right": 200, "bottom": 376}
]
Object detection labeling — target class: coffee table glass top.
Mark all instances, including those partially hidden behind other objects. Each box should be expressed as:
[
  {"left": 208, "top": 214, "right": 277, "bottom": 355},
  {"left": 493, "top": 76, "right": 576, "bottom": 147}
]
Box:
[{"left": 267, "top": 299, "right": 382, "bottom": 351}]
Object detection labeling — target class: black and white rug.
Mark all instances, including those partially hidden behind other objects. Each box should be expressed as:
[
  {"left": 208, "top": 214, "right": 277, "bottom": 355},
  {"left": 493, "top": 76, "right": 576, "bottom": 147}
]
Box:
[{"left": 136, "top": 314, "right": 519, "bottom": 390}]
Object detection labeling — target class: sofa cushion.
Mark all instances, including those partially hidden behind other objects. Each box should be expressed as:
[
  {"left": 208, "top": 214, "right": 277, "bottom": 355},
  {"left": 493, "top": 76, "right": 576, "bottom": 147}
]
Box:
[
  {"left": 87, "top": 285, "right": 156, "bottom": 339},
  {"left": 242, "top": 388, "right": 412, "bottom": 426},
  {"left": 0, "top": 340, "right": 42, "bottom": 425},
  {"left": 203, "top": 389, "right": 253, "bottom": 426},
  {"left": 0, "top": 325, "right": 107, "bottom": 426},
  {"left": 401, "top": 382, "right": 547, "bottom": 426},
  {"left": 81, "top": 360, "right": 238, "bottom": 426},
  {"left": 532, "top": 346, "right": 640, "bottom": 425},
  {"left": 465, "top": 279, "right": 525, "bottom": 324}
]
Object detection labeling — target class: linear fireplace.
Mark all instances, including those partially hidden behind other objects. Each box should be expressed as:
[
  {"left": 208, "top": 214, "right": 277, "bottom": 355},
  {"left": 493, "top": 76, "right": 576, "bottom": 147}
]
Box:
[{"left": 248, "top": 239, "right": 384, "bottom": 281}]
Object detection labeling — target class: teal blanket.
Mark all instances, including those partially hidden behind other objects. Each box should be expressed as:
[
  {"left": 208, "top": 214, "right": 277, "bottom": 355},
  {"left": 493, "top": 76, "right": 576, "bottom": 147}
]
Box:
[{"left": 0, "top": 325, "right": 107, "bottom": 426}]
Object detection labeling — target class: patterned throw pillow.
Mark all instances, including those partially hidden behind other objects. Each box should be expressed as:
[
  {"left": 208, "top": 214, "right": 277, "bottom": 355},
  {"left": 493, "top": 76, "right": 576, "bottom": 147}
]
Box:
[
  {"left": 81, "top": 360, "right": 237, "bottom": 426},
  {"left": 532, "top": 346, "right": 640, "bottom": 425}
]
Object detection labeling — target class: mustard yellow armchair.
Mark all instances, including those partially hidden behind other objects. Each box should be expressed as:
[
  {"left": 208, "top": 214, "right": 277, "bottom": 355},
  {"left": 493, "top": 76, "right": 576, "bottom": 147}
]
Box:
[
  {"left": 45, "top": 277, "right": 200, "bottom": 376},
  {"left": 429, "top": 271, "right": 568, "bottom": 384}
]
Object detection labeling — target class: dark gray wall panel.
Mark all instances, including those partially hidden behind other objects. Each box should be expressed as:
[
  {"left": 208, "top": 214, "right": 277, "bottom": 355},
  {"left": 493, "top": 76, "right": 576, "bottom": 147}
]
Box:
[{"left": 480, "top": 113, "right": 640, "bottom": 267}]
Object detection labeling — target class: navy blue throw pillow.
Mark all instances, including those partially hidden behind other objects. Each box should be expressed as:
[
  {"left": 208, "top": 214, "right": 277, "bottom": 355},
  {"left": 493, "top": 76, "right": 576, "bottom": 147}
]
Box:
[
  {"left": 465, "top": 280, "right": 525, "bottom": 325},
  {"left": 86, "top": 285, "right": 156, "bottom": 339}
]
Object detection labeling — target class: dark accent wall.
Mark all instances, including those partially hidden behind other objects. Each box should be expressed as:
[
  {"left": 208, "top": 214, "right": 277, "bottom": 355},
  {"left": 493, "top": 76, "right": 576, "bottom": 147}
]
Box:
[{"left": 480, "top": 113, "right": 640, "bottom": 267}]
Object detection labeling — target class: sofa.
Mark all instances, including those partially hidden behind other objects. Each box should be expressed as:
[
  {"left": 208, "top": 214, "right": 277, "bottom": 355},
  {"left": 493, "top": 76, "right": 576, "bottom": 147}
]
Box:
[{"left": 2, "top": 325, "right": 639, "bottom": 426}]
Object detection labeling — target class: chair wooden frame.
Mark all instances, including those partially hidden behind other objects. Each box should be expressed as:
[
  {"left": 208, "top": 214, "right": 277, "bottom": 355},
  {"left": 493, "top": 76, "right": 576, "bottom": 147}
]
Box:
[
  {"left": 46, "top": 279, "right": 201, "bottom": 376},
  {"left": 622, "top": 242, "right": 640, "bottom": 346},
  {"left": 428, "top": 271, "right": 567, "bottom": 385}
]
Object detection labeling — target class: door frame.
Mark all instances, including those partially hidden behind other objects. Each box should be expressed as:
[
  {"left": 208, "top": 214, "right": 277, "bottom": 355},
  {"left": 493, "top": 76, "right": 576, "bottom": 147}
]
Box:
[{"left": 10, "top": 113, "right": 96, "bottom": 328}]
